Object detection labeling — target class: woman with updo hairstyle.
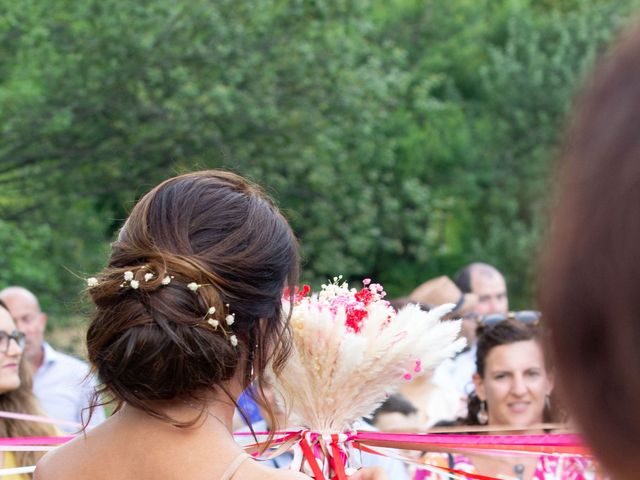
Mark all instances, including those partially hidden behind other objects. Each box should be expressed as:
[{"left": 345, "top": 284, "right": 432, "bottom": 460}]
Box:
[{"left": 35, "top": 171, "right": 385, "bottom": 480}]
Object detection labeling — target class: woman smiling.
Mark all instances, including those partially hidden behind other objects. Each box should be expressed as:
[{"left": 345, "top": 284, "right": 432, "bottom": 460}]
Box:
[
  {"left": 0, "top": 300, "right": 58, "bottom": 479},
  {"left": 418, "top": 320, "right": 592, "bottom": 479}
]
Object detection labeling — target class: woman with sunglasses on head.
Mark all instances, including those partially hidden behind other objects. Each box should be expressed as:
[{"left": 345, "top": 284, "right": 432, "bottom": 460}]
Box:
[
  {"left": 0, "top": 300, "right": 59, "bottom": 479},
  {"left": 417, "top": 320, "right": 591, "bottom": 479},
  {"left": 35, "top": 171, "right": 385, "bottom": 480}
]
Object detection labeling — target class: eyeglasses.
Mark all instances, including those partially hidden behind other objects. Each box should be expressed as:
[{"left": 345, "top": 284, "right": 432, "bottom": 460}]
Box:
[
  {"left": 0, "top": 331, "right": 26, "bottom": 353},
  {"left": 479, "top": 310, "right": 541, "bottom": 327}
]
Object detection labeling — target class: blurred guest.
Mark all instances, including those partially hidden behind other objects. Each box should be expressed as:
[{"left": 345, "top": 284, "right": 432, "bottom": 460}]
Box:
[
  {"left": 403, "top": 276, "right": 473, "bottom": 425},
  {"left": 370, "top": 393, "right": 420, "bottom": 433},
  {"left": 539, "top": 21, "right": 640, "bottom": 480},
  {"left": 0, "top": 287, "right": 104, "bottom": 431},
  {"left": 0, "top": 300, "right": 59, "bottom": 478},
  {"left": 417, "top": 320, "right": 592, "bottom": 479},
  {"left": 432, "top": 263, "right": 509, "bottom": 398},
  {"left": 455, "top": 263, "right": 509, "bottom": 321}
]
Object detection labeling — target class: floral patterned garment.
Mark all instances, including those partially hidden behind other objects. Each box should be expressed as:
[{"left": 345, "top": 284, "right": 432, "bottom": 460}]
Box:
[{"left": 413, "top": 453, "right": 598, "bottom": 480}]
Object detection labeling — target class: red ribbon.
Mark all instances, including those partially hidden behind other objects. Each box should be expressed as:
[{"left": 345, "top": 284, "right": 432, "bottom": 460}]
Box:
[{"left": 299, "top": 434, "right": 326, "bottom": 479}]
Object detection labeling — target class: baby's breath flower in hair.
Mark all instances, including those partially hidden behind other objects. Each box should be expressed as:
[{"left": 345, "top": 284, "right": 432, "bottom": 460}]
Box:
[
  {"left": 225, "top": 314, "right": 235, "bottom": 326},
  {"left": 208, "top": 307, "right": 216, "bottom": 315},
  {"left": 187, "top": 282, "right": 200, "bottom": 292},
  {"left": 130, "top": 280, "right": 140, "bottom": 290},
  {"left": 161, "top": 276, "right": 172, "bottom": 285},
  {"left": 207, "top": 318, "right": 219, "bottom": 329},
  {"left": 144, "top": 273, "right": 154, "bottom": 282},
  {"left": 124, "top": 271, "right": 134, "bottom": 281},
  {"left": 230, "top": 335, "right": 238, "bottom": 347},
  {"left": 87, "top": 277, "right": 98, "bottom": 287}
]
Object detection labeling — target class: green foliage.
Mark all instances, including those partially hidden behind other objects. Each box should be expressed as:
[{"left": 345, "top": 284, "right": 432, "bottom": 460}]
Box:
[{"left": 0, "top": 0, "right": 637, "bottom": 322}]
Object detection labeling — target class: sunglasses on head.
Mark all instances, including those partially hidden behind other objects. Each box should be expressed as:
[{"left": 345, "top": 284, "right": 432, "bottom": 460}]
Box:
[
  {"left": 463, "top": 310, "right": 541, "bottom": 327},
  {"left": 480, "top": 310, "right": 541, "bottom": 327}
]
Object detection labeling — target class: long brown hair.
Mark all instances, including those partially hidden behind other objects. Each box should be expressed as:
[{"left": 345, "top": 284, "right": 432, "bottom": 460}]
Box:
[
  {"left": 0, "top": 302, "right": 59, "bottom": 469},
  {"left": 85, "top": 170, "right": 299, "bottom": 432},
  {"left": 540, "top": 24, "right": 640, "bottom": 480},
  {"left": 0, "top": 359, "right": 60, "bottom": 468}
]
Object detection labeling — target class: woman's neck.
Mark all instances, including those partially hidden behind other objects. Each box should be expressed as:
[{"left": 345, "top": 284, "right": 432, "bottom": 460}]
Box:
[{"left": 118, "top": 392, "right": 238, "bottom": 437}]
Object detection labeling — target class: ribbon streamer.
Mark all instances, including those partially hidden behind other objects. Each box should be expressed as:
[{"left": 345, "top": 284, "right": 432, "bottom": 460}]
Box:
[
  {"left": 0, "top": 411, "right": 81, "bottom": 430},
  {"left": 0, "top": 429, "right": 594, "bottom": 480}
]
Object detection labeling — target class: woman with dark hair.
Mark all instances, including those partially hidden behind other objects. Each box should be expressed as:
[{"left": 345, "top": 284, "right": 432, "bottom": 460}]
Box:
[
  {"left": 466, "top": 320, "right": 554, "bottom": 431},
  {"left": 418, "top": 320, "right": 590, "bottom": 479},
  {"left": 539, "top": 22, "right": 640, "bottom": 480},
  {"left": 0, "top": 300, "right": 59, "bottom": 478},
  {"left": 34, "top": 171, "right": 384, "bottom": 480}
]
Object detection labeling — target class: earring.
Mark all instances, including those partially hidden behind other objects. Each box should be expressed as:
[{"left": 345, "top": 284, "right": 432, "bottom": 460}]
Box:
[{"left": 477, "top": 401, "right": 488, "bottom": 425}]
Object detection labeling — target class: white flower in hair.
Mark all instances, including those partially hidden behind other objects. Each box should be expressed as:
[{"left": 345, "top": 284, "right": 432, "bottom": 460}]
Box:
[
  {"left": 208, "top": 307, "right": 216, "bottom": 315},
  {"left": 187, "top": 282, "right": 199, "bottom": 291},
  {"left": 229, "top": 335, "right": 238, "bottom": 347},
  {"left": 207, "top": 318, "right": 219, "bottom": 328},
  {"left": 225, "top": 314, "right": 235, "bottom": 326},
  {"left": 144, "top": 273, "right": 154, "bottom": 282},
  {"left": 87, "top": 277, "right": 98, "bottom": 287},
  {"left": 161, "top": 276, "right": 172, "bottom": 285},
  {"left": 130, "top": 280, "right": 140, "bottom": 289},
  {"left": 124, "top": 271, "right": 134, "bottom": 281}
]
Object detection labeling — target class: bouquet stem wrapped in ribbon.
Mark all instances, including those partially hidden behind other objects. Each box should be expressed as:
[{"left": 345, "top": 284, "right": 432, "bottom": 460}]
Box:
[{"left": 274, "top": 277, "right": 466, "bottom": 479}]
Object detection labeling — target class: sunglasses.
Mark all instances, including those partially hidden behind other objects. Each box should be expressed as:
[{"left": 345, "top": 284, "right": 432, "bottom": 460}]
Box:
[
  {"left": 0, "top": 331, "right": 26, "bottom": 354},
  {"left": 464, "top": 310, "right": 541, "bottom": 327}
]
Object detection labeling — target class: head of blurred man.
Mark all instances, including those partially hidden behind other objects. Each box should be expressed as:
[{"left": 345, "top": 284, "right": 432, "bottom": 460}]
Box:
[
  {"left": 455, "top": 263, "right": 509, "bottom": 344},
  {"left": 0, "top": 287, "right": 47, "bottom": 369}
]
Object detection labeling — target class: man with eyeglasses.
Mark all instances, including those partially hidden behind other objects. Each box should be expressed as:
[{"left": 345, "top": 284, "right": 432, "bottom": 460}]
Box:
[
  {"left": 431, "top": 263, "right": 510, "bottom": 401},
  {"left": 0, "top": 286, "right": 105, "bottom": 432}
]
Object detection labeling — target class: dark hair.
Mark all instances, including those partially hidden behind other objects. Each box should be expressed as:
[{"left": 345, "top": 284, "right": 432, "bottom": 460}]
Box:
[
  {"left": 371, "top": 393, "right": 418, "bottom": 424},
  {"left": 466, "top": 320, "right": 552, "bottom": 425},
  {"left": 85, "top": 170, "right": 299, "bottom": 429},
  {"left": 454, "top": 266, "right": 473, "bottom": 294},
  {"left": 539, "top": 25, "right": 640, "bottom": 480},
  {"left": 454, "top": 262, "right": 503, "bottom": 294}
]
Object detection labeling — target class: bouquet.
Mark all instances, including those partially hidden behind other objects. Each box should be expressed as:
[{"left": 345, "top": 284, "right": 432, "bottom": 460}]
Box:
[{"left": 274, "top": 277, "right": 466, "bottom": 478}]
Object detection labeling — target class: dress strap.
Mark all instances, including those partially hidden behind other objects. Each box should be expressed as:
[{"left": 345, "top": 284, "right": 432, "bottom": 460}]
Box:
[{"left": 220, "top": 452, "right": 252, "bottom": 480}]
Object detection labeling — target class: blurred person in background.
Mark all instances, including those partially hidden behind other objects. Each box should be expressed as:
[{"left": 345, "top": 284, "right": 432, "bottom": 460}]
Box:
[
  {"left": 369, "top": 393, "right": 420, "bottom": 433},
  {"left": 431, "top": 263, "right": 509, "bottom": 399},
  {"left": 400, "top": 276, "right": 474, "bottom": 426},
  {"left": 0, "top": 300, "right": 59, "bottom": 479},
  {"left": 417, "top": 320, "right": 593, "bottom": 480},
  {"left": 0, "top": 287, "right": 104, "bottom": 431},
  {"left": 539, "top": 21, "right": 640, "bottom": 480}
]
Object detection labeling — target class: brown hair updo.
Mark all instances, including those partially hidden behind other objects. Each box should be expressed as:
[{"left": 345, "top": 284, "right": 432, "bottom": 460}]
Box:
[{"left": 85, "top": 170, "right": 299, "bottom": 426}]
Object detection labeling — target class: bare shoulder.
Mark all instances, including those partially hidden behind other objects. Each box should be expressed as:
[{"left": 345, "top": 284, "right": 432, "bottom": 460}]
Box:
[
  {"left": 34, "top": 433, "right": 101, "bottom": 479},
  {"left": 34, "top": 446, "right": 73, "bottom": 479}
]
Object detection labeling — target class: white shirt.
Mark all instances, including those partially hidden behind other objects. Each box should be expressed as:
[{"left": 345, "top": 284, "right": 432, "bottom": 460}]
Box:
[
  {"left": 431, "top": 344, "right": 477, "bottom": 399},
  {"left": 33, "top": 343, "right": 105, "bottom": 432}
]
